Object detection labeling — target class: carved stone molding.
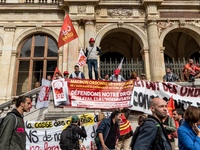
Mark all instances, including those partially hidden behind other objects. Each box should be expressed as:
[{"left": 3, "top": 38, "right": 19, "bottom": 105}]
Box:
[
  {"left": 4, "top": 26, "right": 16, "bottom": 32},
  {"left": 107, "top": 8, "right": 132, "bottom": 18},
  {"left": 78, "top": 6, "right": 86, "bottom": 13},
  {"left": 96, "top": 24, "right": 105, "bottom": 33},
  {"left": 11, "top": 50, "right": 18, "bottom": 57},
  {"left": 190, "top": 20, "right": 200, "bottom": 28},
  {"left": 157, "top": 20, "right": 173, "bottom": 36}
]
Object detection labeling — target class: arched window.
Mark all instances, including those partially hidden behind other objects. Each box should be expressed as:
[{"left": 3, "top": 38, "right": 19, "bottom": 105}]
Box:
[{"left": 15, "top": 34, "right": 58, "bottom": 95}]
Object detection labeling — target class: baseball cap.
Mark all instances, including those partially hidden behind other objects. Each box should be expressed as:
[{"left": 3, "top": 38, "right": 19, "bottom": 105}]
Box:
[
  {"left": 71, "top": 115, "right": 80, "bottom": 122},
  {"left": 63, "top": 71, "right": 69, "bottom": 75}
]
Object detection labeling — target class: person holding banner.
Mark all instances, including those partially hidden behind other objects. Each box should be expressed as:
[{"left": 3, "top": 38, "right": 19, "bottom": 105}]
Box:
[
  {"left": 178, "top": 106, "right": 200, "bottom": 150},
  {"left": 109, "top": 69, "right": 126, "bottom": 82},
  {"left": 69, "top": 65, "right": 85, "bottom": 79}
]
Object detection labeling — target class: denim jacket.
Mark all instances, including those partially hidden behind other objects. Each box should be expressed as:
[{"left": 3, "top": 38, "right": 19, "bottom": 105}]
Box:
[{"left": 96, "top": 117, "right": 120, "bottom": 148}]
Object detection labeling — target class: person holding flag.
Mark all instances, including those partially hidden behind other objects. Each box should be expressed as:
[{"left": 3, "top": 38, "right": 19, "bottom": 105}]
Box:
[
  {"left": 85, "top": 38, "right": 101, "bottom": 80},
  {"left": 109, "top": 58, "right": 126, "bottom": 81}
]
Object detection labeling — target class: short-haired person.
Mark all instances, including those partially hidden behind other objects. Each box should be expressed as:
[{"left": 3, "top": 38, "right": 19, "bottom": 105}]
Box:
[
  {"left": 178, "top": 106, "right": 200, "bottom": 150},
  {"left": 96, "top": 110, "right": 121, "bottom": 150},
  {"left": 69, "top": 65, "right": 85, "bottom": 79},
  {"left": 163, "top": 68, "right": 181, "bottom": 82},
  {"left": 132, "top": 98, "right": 172, "bottom": 150},
  {"left": 0, "top": 96, "right": 32, "bottom": 150},
  {"left": 85, "top": 38, "right": 102, "bottom": 80},
  {"left": 172, "top": 109, "right": 185, "bottom": 126}
]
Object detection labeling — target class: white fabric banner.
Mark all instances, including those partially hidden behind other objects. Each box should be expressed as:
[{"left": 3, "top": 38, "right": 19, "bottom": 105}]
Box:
[
  {"left": 130, "top": 80, "right": 200, "bottom": 114},
  {"left": 36, "top": 78, "right": 51, "bottom": 109},
  {"left": 25, "top": 113, "right": 104, "bottom": 150},
  {"left": 52, "top": 78, "right": 69, "bottom": 106}
]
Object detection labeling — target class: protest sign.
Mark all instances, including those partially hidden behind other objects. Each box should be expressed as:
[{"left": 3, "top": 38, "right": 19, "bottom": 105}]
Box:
[
  {"left": 26, "top": 113, "right": 106, "bottom": 150},
  {"left": 67, "top": 79, "right": 134, "bottom": 109},
  {"left": 130, "top": 80, "right": 200, "bottom": 113}
]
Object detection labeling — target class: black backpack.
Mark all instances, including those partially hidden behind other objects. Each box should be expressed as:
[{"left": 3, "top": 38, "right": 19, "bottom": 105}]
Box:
[
  {"left": 0, "top": 112, "right": 18, "bottom": 139},
  {"left": 59, "top": 125, "right": 79, "bottom": 150},
  {"left": 131, "top": 118, "right": 162, "bottom": 150}
]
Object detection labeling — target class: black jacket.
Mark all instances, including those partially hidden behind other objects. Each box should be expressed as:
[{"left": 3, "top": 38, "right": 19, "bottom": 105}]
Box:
[
  {"left": 133, "top": 115, "right": 172, "bottom": 150},
  {"left": 0, "top": 109, "right": 26, "bottom": 150}
]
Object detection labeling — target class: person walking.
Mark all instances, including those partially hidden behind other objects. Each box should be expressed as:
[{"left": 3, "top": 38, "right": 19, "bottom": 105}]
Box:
[
  {"left": 85, "top": 38, "right": 101, "bottom": 80},
  {"left": 132, "top": 98, "right": 172, "bottom": 150},
  {"left": 0, "top": 96, "right": 32, "bottom": 150},
  {"left": 96, "top": 110, "right": 121, "bottom": 150}
]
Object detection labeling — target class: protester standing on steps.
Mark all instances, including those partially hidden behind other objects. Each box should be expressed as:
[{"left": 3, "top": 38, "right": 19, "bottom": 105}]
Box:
[
  {"left": 85, "top": 38, "right": 102, "bottom": 80},
  {"left": 0, "top": 96, "right": 32, "bottom": 150}
]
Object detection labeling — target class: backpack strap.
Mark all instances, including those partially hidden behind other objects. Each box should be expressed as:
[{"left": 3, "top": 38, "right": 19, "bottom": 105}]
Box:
[
  {"left": 144, "top": 118, "right": 162, "bottom": 149},
  {"left": 7, "top": 113, "right": 18, "bottom": 130}
]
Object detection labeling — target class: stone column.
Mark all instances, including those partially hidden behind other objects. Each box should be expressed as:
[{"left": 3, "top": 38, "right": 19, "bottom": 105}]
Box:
[
  {"left": 0, "top": 26, "right": 16, "bottom": 102},
  {"left": 147, "top": 21, "right": 165, "bottom": 81},
  {"left": 84, "top": 20, "right": 96, "bottom": 78},
  {"left": 67, "top": 21, "right": 79, "bottom": 73},
  {"left": 141, "top": 48, "right": 151, "bottom": 80}
]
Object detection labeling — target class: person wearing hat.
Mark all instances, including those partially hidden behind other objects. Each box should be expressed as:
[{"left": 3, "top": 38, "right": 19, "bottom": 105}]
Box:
[
  {"left": 63, "top": 71, "right": 69, "bottom": 79},
  {"left": 59, "top": 115, "right": 87, "bottom": 150},
  {"left": 109, "top": 69, "right": 126, "bottom": 82},
  {"left": 85, "top": 38, "right": 102, "bottom": 80}
]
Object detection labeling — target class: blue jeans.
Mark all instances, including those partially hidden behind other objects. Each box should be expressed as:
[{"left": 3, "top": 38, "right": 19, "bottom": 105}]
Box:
[{"left": 87, "top": 59, "right": 98, "bottom": 80}]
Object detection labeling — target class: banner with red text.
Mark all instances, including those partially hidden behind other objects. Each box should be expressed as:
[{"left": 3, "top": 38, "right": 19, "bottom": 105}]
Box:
[
  {"left": 130, "top": 80, "right": 200, "bottom": 114},
  {"left": 25, "top": 113, "right": 113, "bottom": 150},
  {"left": 52, "top": 78, "right": 69, "bottom": 106},
  {"left": 67, "top": 79, "right": 134, "bottom": 109},
  {"left": 36, "top": 78, "right": 51, "bottom": 109}
]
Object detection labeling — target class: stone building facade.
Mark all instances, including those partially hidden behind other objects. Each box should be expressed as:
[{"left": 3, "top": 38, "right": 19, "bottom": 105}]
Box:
[{"left": 0, "top": 0, "right": 200, "bottom": 102}]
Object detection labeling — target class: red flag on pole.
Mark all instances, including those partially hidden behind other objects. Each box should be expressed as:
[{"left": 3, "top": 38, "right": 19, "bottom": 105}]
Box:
[
  {"left": 114, "top": 57, "right": 124, "bottom": 74},
  {"left": 167, "top": 96, "right": 175, "bottom": 117},
  {"left": 58, "top": 14, "right": 78, "bottom": 48},
  {"left": 52, "top": 67, "right": 63, "bottom": 80},
  {"left": 77, "top": 48, "right": 87, "bottom": 67}
]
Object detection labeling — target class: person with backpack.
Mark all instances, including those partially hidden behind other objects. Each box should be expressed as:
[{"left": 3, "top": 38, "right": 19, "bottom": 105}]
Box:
[
  {"left": 59, "top": 115, "right": 87, "bottom": 150},
  {"left": 131, "top": 97, "right": 172, "bottom": 150},
  {"left": 0, "top": 96, "right": 32, "bottom": 150}
]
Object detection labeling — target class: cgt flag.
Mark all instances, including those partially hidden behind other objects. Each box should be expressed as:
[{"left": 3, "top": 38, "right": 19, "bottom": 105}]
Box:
[
  {"left": 58, "top": 14, "right": 78, "bottom": 48},
  {"left": 77, "top": 48, "right": 87, "bottom": 67},
  {"left": 114, "top": 57, "right": 124, "bottom": 74},
  {"left": 52, "top": 67, "right": 63, "bottom": 80}
]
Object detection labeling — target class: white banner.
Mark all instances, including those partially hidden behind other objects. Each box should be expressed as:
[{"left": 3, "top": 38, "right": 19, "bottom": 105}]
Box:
[
  {"left": 25, "top": 113, "right": 107, "bottom": 150},
  {"left": 36, "top": 78, "right": 51, "bottom": 109},
  {"left": 130, "top": 80, "right": 200, "bottom": 114},
  {"left": 52, "top": 78, "right": 69, "bottom": 106}
]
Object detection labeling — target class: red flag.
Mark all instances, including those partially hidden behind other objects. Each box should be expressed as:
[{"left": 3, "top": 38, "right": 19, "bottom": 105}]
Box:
[
  {"left": 58, "top": 14, "right": 78, "bottom": 48},
  {"left": 167, "top": 96, "right": 175, "bottom": 117},
  {"left": 114, "top": 57, "right": 124, "bottom": 74},
  {"left": 77, "top": 48, "right": 87, "bottom": 67},
  {"left": 52, "top": 67, "right": 63, "bottom": 80}
]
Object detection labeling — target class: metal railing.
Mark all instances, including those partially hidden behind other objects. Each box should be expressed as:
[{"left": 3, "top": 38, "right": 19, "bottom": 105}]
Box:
[{"left": 0, "top": 87, "right": 41, "bottom": 116}]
